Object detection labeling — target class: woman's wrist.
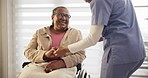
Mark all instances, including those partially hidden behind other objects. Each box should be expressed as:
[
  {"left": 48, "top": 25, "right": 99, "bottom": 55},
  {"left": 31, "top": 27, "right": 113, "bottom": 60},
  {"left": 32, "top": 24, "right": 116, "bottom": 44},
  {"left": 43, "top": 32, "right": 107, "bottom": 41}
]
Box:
[
  {"left": 64, "top": 46, "right": 70, "bottom": 53},
  {"left": 43, "top": 52, "right": 61, "bottom": 62}
]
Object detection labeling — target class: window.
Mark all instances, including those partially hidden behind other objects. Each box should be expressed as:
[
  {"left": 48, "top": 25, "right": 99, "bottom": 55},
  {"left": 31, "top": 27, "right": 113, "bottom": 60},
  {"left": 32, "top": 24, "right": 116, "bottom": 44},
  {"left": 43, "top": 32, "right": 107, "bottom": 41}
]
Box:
[{"left": 132, "top": 0, "right": 148, "bottom": 41}]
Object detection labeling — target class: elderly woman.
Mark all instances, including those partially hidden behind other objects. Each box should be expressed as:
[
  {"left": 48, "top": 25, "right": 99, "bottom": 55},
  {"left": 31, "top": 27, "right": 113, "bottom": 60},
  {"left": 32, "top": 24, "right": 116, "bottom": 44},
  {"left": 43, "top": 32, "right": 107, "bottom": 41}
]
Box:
[{"left": 18, "top": 6, "right": 86, "bottom": 78}]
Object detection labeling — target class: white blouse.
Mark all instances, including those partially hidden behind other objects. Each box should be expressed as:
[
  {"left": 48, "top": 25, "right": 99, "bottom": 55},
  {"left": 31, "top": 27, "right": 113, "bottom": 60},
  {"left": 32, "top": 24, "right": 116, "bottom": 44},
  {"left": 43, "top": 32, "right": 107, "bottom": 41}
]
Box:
[{"left": 68, "top": 24, "right": 104, "bottom": 53}]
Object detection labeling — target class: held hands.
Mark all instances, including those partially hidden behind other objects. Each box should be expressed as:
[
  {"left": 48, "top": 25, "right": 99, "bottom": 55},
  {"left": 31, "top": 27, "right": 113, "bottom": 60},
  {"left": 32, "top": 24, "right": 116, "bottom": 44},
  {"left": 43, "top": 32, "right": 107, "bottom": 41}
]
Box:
[
  {"left": 53, "top": 46, "right": 69, "bottom": 57},
  {"left": 43, "top": 47, "right": 67, "bottom": 73},
  {"left": 44, "top": 46, "right": 69, "bottom": 58},
  {"left": 44, "top": 47, "right": 58, "bottom": 58}
]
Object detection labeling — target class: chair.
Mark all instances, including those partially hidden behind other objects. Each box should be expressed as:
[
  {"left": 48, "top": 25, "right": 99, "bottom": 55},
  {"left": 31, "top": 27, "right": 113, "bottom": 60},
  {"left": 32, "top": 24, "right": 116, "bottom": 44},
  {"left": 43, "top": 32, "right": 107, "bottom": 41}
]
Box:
[
  {"left": 22, "top": 62, "right": 90, "bottom": 78},
  {"left": 76, "top": 68, "right": 91, "bottom": 78}
]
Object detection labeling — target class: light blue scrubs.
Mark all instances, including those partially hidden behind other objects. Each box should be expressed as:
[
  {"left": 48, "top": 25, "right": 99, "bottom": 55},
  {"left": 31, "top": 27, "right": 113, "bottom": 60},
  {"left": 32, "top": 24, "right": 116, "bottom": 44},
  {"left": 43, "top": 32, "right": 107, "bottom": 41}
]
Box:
[{"left": 90, "top": 0, "right": 146, "bottom": 78}]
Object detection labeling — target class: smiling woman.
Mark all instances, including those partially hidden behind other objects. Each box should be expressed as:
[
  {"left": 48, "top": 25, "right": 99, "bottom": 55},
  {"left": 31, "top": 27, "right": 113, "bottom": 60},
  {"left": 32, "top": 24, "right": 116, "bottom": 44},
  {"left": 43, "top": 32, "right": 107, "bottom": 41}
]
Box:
[
  {"left": 14, "top": 0, "right": 93, "bottom": 77},
  {"left": 17, "top": 6, "right": 86, "bottom": 78}
]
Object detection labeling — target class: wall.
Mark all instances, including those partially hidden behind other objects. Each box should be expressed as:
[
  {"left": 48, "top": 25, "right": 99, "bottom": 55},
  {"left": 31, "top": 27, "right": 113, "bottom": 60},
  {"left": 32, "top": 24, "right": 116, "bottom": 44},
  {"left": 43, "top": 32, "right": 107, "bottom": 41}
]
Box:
[
  {"left": 0, "top": 0, "right": 9, "bottom": 77},
  {"left": 0, "top": 0, "right": 3, "bottom": 77}
]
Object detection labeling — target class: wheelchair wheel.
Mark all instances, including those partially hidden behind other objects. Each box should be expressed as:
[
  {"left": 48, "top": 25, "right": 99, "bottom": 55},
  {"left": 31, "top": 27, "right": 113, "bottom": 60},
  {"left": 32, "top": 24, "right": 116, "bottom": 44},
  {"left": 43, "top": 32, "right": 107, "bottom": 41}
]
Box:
[{"left": 76, "top": 69, "right": 90, "bottom": 78}]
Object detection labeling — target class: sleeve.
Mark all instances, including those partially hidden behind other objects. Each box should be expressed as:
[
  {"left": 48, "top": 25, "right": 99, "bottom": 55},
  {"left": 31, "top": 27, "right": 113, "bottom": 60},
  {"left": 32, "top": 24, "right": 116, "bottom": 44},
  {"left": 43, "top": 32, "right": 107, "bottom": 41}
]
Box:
[
  {"left": 90, "top": 0, "right": 112, "bottom": 25},
  {"left": 68, "top": 25, "right": 104, "bottom": 53},
  {"left": 24, "top": 30, "right": 47, "bottom": 63},
  {"left": 62, "top": 30, "right": 86, "bottom": 68},
  {"left": 62, "top": 51, "right": 86, "bottom": 68}
]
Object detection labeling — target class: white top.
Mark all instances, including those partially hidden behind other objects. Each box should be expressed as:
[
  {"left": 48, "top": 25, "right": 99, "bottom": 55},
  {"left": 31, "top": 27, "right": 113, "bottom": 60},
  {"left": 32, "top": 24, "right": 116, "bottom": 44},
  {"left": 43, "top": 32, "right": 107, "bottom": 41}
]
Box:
[{"left": 68, "top": 25, "right": 104, "bottom": 53}]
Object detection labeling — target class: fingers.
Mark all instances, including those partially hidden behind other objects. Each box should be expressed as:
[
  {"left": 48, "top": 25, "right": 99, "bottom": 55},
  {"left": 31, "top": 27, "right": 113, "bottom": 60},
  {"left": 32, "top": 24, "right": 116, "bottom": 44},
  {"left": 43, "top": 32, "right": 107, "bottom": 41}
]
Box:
[
  {"left": 44, "top": 62, "right": 53, "bottom": 73},
  {"left": 53, "top": 49, "right": 58, "bottom": 56},
  {"left": 51, "top": 47, "right": 58, "bottom": 57},
  {"left": 45, "top": 47, "right": 57, "bottom": 58},
  {"left": 44, "top": 67, "right": 51, "bottom": 73},
  {"left": 52, "top": 47, "right": 60, "bottom": 56},
  {"left": 44, "top": 61, "right": 57, "bottom": 73},
  {"left": 50, "top": 47, "right": 56, "bottom": 52},
  {"left": 47, "top": 46, "right": 67, "bottom": 57},
  {"left": 53, "top": 48, "right": 59, "bottom": 57},
  {"left": 53, "top": 47, "right": 67, "bottom": 57},
  {"left": 44, "top": 67, "right": 53, "bottom": 73}
]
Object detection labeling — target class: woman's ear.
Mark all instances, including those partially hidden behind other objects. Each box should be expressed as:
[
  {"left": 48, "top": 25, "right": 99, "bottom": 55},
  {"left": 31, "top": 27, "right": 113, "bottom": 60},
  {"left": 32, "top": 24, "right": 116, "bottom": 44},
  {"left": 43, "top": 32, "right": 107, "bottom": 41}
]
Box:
[{"left": 52, "top": 15, "right": 54, "bottom": 20}]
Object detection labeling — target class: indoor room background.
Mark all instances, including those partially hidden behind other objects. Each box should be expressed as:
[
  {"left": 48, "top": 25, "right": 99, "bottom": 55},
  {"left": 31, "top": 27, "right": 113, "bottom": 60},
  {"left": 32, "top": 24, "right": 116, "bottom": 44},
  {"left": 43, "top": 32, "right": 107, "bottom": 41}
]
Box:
[{"left": 0, "top": 0, "right": 148, "bottom": 78}]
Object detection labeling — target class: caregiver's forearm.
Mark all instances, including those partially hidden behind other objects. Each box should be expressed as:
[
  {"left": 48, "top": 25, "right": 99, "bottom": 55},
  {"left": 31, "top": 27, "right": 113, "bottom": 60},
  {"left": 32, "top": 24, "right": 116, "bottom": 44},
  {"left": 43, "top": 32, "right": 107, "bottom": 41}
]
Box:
[{"left": 68, "top": 24, "right": 104, "bottom": 53}]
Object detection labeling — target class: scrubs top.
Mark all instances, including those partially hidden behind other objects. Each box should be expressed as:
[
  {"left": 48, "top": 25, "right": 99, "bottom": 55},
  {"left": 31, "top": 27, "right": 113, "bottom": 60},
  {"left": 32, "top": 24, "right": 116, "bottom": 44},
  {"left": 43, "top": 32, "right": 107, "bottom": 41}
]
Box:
[{"left": 90, "top": 0, "right": 146, "bottom": 64}]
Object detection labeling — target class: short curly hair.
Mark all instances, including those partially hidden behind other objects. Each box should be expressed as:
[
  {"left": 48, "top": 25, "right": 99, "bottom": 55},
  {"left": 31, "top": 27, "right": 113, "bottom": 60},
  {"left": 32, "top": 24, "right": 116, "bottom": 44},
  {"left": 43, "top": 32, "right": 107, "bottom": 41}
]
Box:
[{"left": 52, "top": 6, "right": 68, "bottom": 15}]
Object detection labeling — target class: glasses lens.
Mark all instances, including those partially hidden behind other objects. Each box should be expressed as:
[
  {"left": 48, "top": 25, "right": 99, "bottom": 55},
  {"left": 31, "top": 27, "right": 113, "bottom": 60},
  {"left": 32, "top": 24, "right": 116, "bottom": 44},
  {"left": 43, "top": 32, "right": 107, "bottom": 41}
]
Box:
[{"left": 56, "top": 13, "right": 71, "bottom": 19}]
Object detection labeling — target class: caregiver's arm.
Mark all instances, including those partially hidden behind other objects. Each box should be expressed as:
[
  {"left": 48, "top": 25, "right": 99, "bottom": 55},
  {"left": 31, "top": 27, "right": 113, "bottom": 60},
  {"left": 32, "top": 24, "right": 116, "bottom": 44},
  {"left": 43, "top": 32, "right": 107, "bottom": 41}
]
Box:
[
  {"left": 69, "top": 25, "right": 104, "bottom": 53},
  {"left": 54, "top": 25, "right": 104, "bottom": 57}
]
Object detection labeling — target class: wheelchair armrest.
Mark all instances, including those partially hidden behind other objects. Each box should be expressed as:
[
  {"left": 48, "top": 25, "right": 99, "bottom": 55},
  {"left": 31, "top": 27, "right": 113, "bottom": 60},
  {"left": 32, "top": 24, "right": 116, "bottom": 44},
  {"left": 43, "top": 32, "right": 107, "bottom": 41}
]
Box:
[
  {"left": 76, "top": 63, "right": 82, "bottom": 71},
  {"left": 22, "top": 62, "right": 31, "bottom": 68}
]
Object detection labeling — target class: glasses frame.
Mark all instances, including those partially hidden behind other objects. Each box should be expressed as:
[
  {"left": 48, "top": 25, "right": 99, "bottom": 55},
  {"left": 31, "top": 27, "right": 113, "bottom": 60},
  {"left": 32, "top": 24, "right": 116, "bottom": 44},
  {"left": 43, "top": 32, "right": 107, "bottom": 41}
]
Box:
[{"left": 54, "top": 13, "right": 71, "bottom": 19}]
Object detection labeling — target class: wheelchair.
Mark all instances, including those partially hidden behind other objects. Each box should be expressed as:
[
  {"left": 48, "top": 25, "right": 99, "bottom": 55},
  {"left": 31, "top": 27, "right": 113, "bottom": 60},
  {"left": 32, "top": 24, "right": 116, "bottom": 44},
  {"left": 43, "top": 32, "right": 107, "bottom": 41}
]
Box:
[{"left": 22, "top": 62, "right": 90, "bottom": 78}]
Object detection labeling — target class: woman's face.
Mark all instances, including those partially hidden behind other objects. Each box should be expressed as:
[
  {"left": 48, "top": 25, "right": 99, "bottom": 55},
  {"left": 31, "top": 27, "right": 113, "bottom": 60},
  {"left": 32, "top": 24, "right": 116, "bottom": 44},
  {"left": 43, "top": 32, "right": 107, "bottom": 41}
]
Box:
[{"left": 52, "top": 8, "right": 71, "bottom": 31}]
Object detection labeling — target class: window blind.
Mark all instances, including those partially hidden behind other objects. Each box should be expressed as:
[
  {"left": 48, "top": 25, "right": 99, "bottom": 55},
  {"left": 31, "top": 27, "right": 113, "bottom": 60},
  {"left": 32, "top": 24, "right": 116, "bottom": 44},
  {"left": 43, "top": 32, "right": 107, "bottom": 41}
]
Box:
[{"left": 132, "top": 0, "right": 148, "bottom": 42}]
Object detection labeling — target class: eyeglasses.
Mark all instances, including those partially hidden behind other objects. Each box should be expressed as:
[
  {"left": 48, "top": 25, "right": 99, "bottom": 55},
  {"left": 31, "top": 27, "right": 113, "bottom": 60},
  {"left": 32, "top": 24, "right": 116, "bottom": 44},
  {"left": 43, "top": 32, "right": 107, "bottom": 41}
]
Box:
[{"left": 54, "top": 13, "right": 71, "bottom": 19}]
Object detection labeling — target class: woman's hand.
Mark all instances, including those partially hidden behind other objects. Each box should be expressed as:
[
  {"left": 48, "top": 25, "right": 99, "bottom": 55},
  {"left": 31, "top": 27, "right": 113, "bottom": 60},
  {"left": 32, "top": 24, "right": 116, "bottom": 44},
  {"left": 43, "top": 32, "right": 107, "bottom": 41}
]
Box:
[
  {"left": 44, "top": 60, "right": 66, "bottom": 73},
  {"left": 44, "top": 47, "right": 58, "bottom": 58},
  {"left": 53, "top": 46, "right": 69, "bottom": 57}
]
